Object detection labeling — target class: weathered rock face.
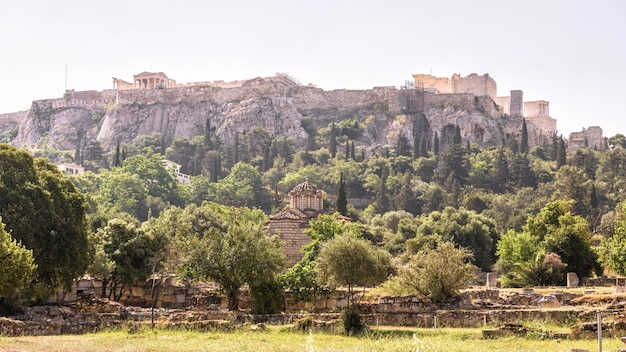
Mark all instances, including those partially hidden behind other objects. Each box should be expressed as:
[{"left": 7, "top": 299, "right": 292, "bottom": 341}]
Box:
[
  {"left": 0, "top": 111, "right": 25, "bottom": 142},
  {"left": 12, "top": 78, "right": 527, "bottom": 154}
]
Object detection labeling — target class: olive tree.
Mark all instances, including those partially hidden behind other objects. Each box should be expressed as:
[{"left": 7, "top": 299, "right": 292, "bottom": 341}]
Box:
[
  {"left": 316, "top": 233, "right": 391, "bottom": 307},
  {"left": 315, "top": 232, "right": 391, "bottom": 335},
  {"left": 385, "top": 240, "right": 477, "bottom": 303},
  {"left": 176, "top": 203, "right": 285, "bottom": 310}
]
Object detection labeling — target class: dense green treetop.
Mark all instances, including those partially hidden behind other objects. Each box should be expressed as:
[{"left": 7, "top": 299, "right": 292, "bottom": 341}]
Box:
[
  {"left": 166, "top": 202, "right": 284, "bottom": 310},
  {"left": 410, "top": 207, "right": 499, "bottom": 271},
  {"left": 0, "top": 144, "right": 90, "bottom": 295},
  {"left": 0, "top": 219, "right": 36, "bottom": 299},
  {"left": 316, "top": 232, "right": 391, "bottom": 306}
]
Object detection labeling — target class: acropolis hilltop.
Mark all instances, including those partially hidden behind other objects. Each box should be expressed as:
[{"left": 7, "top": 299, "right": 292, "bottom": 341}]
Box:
[
  {"left": 112, "top": 71, "right": 301, "bottom": 90},
  {"left": 3, "top": 70, "right": 605, "bottom": 153}
]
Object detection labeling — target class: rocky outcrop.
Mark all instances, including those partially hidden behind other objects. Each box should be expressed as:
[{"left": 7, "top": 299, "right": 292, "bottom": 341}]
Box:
[
  {"left": 0, "top": 111, "right": 26, "bottom": 142},
  {"left": 12, "top": 78, "right": 527, "bottom": 154}
]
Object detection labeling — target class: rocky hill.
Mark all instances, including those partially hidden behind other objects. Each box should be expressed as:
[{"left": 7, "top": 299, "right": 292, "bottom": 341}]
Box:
[{"left": 10, "top": 77, "right": 531, "bottom": 156}]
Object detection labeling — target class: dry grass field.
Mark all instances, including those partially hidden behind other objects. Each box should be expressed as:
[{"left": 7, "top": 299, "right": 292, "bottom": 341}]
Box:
[{"left": 1, "top": 326, "right": 624, "bottom": 352}]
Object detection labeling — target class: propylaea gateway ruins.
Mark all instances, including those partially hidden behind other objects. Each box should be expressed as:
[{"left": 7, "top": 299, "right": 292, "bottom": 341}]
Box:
[{"left": 5, "top": 70, "right": 606, "bottom": 157}]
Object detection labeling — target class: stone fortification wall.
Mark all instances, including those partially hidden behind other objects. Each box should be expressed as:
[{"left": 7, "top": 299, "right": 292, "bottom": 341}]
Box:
[
  {"left": 48, "top": 90, "right": 117, "bottom": 110},
  {"left": 412, "top": 73, "right": 497, "bottom": 100},
  {"left": 452, "top": 73, "right": 497, "bottom": 101},
  {"left": 568, "top": 126, "right": 606, "bottom": 151}
]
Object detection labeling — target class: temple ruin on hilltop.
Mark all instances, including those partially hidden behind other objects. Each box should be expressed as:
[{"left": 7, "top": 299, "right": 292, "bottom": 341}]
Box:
[
  {"left": 112, "top": 71, "right": 300, "bottom": 91},
  {"left": 411, "top": 72, "right": 560, "bottom": 145}
]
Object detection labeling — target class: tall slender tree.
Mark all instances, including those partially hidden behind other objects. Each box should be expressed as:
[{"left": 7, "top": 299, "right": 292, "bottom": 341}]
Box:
[
  {"left": 520, "top": 118, "right": 529, "bottom": 154},
  {"left": 114, "top": 140, "right": 121, "bottom": 167},
  {"left": 330, "top": 122, "right": 337, "bottom": 158},
  {"left": 557, "top": 137, "right": 567, "bottom": 168},
  {"left": 336, "top": 173, "right": 348, "bottom": 216}
]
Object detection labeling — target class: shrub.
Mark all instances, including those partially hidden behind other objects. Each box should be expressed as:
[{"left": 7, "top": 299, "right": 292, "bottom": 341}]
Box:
[
  {"left": 341, "top": 306, "right": 365, "bottom": 336},
  {"left": 249, "top": 277, "right": 285, "bottom": 314},
  {"left": 383, "top": 240, "right": 477, "bottom": 303}
]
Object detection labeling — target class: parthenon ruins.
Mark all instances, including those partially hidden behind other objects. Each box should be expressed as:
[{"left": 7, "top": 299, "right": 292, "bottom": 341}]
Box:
[{"left": 112, "top": 72, "right": 177, "bottom": 90}]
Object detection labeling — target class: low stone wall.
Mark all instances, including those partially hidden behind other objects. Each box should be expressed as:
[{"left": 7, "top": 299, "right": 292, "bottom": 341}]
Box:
[
  {"left": 582, "top": 276, "right": 626, "bottom": 287},
  {"left": 0, "top": 287, "right": 616, "bottom": 337}
]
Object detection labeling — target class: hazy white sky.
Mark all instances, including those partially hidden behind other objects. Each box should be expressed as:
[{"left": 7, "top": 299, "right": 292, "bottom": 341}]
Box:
[{"left": 1, "top": 0, "right": 624, "bottom": 137}]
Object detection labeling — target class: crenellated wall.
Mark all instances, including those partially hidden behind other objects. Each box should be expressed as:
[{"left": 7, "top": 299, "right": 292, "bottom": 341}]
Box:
[{"left": 412, "top": 73, "right": 497, "bottom": 101}]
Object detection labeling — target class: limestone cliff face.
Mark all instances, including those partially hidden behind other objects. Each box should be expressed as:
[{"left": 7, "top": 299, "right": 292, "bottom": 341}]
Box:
[{"left": 12, "top": 78, "right": 526, "bottom": 154}]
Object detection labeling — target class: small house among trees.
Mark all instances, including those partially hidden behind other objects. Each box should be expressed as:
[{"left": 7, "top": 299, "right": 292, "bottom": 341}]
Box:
[{"left": 267, "top": 180, "right": 350, "bottom": 265}]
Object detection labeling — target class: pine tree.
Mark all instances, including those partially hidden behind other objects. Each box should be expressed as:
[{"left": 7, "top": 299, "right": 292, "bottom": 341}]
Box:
[
  {"left": 509, "top": 153, "right": 537, "bottom": 189},
  {"left": 434, "top": 143, "right": 469, "bottom": 187},
  {"left": 520, "top": 118, "right": 529, "bottom": 154},
  {"left": 396, "top": 131, "right": 412, "bottom": 157},
  {"left": 336, "top": 173, "right": 348, "bottom": 216}
]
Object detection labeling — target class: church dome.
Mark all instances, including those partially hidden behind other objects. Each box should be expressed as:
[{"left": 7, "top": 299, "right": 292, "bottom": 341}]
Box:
[
  {"left": 292, "top": 179, "right": 317, "bottom": 193},
  {"left": 288, "top": 179, "right": 325, "bottom": 211}
]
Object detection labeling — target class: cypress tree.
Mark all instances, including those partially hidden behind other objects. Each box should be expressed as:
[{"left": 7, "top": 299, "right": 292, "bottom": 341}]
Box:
[
  {"left": 419, "top": 135, "right": 429, "bottom": 157},
  {"left": 376, "top": 170, "right": 390, "bottom": 213},
  {"left": 590, "top": 184, "right": 598, "bottom": 210},
  {"left": 350, "top": 141, "right": 355, "bottom": 160},
  {"left": 330, "top": 122, "right": 337, "bottom": 158},
  {"left": 454, "top": 125, "right": 462, "bottom": 145},
  {"left": 336, "top": 173, "right": 348, "bottom": 216},
  {"left": 557, "top": 137, "right": 567, "bottom": 168},
  {"left": 493, "top": 147, "right": 509, "bottom": 192},
  {"left": 520, "top": 118, "right": 529, "bottom": 154},
  {"left": 551, "top": 134, "right": 559, "bottom": 161},
  {"left": 234, "top": 133, "right": 239, "bottom": 164},
  {"left": 433, "top": 133, "right": 440, "bottom": 156},
  {"left": 204, "top": 119, "right": 215, "bottom": 149},
  {"left": 345, "top": 139, "right": 350, "bottom": 161},
  {"left": 113, "top": 140, "right": 121, "bottom": 167}
]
